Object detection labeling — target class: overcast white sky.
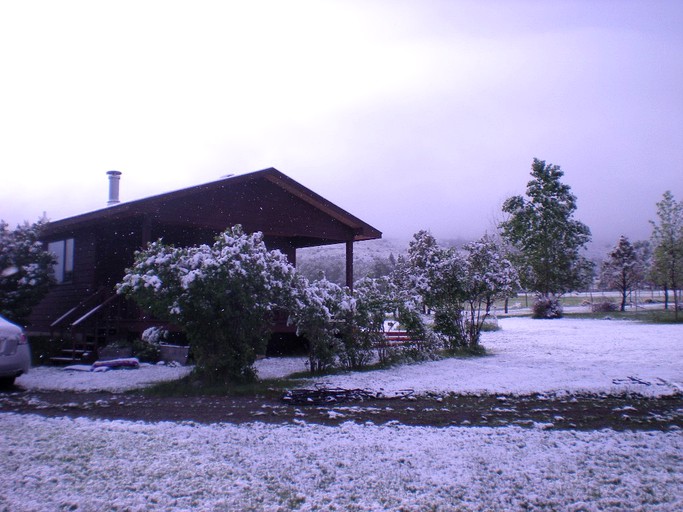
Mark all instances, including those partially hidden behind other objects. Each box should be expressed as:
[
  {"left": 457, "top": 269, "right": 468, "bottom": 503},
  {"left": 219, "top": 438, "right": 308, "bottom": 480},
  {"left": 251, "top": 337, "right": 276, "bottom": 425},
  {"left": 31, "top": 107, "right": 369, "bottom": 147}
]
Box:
[{"left": 1, "top": 0, "right": 681, "bottom": 246}]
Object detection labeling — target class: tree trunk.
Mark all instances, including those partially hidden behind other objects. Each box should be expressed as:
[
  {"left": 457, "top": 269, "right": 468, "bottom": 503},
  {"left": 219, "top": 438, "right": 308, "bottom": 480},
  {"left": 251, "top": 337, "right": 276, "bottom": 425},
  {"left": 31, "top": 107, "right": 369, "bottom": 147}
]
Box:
[{"left": 664, "top": 285, "right": 669, "bottom": 310}]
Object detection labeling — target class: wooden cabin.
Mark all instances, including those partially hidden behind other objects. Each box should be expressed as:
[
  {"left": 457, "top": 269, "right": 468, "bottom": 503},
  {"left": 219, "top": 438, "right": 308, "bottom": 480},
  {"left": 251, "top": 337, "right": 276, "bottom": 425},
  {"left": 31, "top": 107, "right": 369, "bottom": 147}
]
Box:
[{"left": 26, "top": 168, "right": 381, "bottom": 361}]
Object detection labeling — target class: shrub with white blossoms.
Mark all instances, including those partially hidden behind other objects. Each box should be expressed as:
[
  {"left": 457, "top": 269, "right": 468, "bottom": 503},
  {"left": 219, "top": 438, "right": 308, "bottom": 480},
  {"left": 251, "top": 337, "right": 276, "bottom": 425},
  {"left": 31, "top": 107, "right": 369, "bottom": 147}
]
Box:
[
  {"left": 459, "top": 236, "right": 518, "bottom": 344},
  {"left": 0, "top": 218, "right": 55, "bottom": 324},
  {"left": 288, "top": 274, "right": 350, "bottom": 373},
  {"left": 117, "top": 225, "right": 297, "bottom": 383},
  {"left": 401, "top": 232, "right": 518, "bottom": 349},
  {"left": 141, "top": 326, "right": 168, "bottom": 343},
  {"left": 341, "top": 276, "right": 389, "bottom": 369}
]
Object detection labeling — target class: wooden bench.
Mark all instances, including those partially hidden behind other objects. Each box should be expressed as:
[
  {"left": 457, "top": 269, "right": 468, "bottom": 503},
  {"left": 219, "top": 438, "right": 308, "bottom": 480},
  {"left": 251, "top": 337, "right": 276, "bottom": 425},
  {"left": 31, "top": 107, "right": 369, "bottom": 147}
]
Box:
[{"left": 382, "top": 331, "right": 413, "bottom": 345}]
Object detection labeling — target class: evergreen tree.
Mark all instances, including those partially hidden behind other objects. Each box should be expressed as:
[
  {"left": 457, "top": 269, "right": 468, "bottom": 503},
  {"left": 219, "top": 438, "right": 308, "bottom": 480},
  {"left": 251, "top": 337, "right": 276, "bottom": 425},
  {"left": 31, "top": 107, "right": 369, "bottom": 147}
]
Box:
[
  {"left": 600, "top": 235, "right": 643, "bottom": 311},
  {"left": 406, "top": 229, "right": 441, "bottom": 311},
  {"left": 650, "top": 191, "right": 683, "bottom": 316},
  {"left": 499, "top": 158, "right": 591, "bottom": 317}
]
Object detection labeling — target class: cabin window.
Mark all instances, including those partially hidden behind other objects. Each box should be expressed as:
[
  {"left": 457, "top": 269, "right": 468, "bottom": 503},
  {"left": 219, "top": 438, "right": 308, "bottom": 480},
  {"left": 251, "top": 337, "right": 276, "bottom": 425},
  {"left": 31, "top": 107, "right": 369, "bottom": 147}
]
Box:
[{"left": 48, "top": 238, "right": 74, "bottom": 283}]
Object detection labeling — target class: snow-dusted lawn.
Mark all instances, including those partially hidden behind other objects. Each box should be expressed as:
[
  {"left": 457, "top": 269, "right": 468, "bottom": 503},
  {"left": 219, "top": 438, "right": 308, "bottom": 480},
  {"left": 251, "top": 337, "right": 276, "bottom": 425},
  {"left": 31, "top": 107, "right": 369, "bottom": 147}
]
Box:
[
  {"left": 1, "top": 414, "right": 680, "bottom": 511},
  {"left": 15, "top": 357, "right": 307, "bottom": 392},
  {"left": 16, "top": 317, "right": 683, "bottom": 396},
  {"left": 309, "top": 317, "right": 683, "bottom": 397},
  {"left": 15, "top": 363, "right": 194, "bottom": 392},
  {"left": 3, "top": 317, "right": 682, "bottom": 511}
]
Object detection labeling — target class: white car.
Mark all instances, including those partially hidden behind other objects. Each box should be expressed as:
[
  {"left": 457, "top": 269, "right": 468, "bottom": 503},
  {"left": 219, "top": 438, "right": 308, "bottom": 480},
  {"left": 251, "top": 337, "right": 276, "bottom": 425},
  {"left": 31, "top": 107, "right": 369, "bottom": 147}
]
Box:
[{"left": 0, "top": 315, "right": 31, "bottom": 387}]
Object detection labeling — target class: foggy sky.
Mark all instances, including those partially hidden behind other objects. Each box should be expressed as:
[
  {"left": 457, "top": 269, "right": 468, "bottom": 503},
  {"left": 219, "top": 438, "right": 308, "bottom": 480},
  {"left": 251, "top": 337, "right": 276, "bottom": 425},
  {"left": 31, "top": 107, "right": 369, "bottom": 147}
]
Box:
[{"left": 1, "top": 0, "right": 681, "bottom": 248}]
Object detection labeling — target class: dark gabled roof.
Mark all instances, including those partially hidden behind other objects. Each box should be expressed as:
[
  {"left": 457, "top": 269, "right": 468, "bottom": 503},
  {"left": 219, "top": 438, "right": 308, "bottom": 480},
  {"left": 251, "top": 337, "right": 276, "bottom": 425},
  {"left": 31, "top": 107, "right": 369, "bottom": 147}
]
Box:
[{"left": 42, "top": 168, "right": 382, "bottom": 244}]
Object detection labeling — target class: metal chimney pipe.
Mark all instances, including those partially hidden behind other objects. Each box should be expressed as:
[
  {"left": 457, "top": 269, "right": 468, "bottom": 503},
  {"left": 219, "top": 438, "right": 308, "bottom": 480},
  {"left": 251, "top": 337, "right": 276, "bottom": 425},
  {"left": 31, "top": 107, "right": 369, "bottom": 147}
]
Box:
[{"left": 106, "top": 170, "right": 122, "bottom": 206}]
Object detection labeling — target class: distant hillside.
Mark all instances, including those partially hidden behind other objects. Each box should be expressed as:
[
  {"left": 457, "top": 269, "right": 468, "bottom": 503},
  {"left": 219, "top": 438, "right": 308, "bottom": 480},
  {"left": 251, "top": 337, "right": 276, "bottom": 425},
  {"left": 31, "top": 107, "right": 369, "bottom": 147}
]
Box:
[
  {"left": 295, "top": 235, "right": 483, "bottom": 285},
  {"left": 296, "top": 238, "right": 407, "bottom": 285},
  {"left": 296, "top": 235, "right": 622, "bottom": 286}
]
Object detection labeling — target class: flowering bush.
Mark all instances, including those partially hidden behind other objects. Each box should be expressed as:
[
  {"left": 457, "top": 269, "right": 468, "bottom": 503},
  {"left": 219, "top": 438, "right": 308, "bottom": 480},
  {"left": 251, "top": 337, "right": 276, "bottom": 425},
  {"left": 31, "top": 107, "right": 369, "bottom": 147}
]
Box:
[
  {"left": 118, "top": 225, "right": 297, "bottom": 383},
  {"left": 0, "top": 218, "right": 55, "bottom": 323},
  {"left": 400, "top": 233, "right": 518, "bottom": 349},
  {"left": 288, "top": 274, "right": 348, "bottom": 373},
  {"left": 141, "top": 326, "right": 168, "bottom": 343}
]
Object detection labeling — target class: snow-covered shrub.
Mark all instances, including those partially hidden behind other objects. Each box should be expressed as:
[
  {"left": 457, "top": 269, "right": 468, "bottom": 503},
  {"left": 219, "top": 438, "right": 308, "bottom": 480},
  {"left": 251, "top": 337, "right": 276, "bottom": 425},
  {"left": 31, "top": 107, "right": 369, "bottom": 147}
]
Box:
[
  {"left": 339, "top": 277, "right": 388, "bottom": 369},
  {"left": 428, "top": 250, "right": 467, "bottom": 348},
  {"left": 0, "top": 218, "right": 55, "bottom": 323},
  {"left": 460, "top": 236, "right": 517, "bottom": 344},
  {"left": 433, "top": 306, "right": 465, "bottom": 347},
  {"left": 288, "top": 274, "right": 347, "bottom": 373},
  {"left": 290, "top": 273, "right": 437, "bottom": 372},
  {"left": 405, "top": 230, "right": 441, "bottom": 312},
  {"left": 117, "top": 225, "right": 297, "bottom": 384},
  {"left": 129, "top": 326, "right": 168, "bottom": 363},
  {"left": 141, "top": 326, "right": 168, "bottom": 343},
  {"left": 532, "top": 296, "right": 563, "bottom": 319},
  {"left": 366, "top": 269, "right": 440, "bottom": 363},
  {"left": 412, "top": 234, "right": 517, "bottom": 349},
  {"left": 591, "top": 300, "right": 618, "bottom": 313}
]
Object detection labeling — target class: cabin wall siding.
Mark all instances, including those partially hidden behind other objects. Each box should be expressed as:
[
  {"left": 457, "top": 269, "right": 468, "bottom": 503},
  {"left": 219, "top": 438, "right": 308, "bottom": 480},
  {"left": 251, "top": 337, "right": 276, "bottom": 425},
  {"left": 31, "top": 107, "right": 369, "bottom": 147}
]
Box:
[
  {"left": 27, "top": 231, "right": 99, "bottom": 332},
  {"left": 25, "top": 169, "right": 381, "bottom": 340}
]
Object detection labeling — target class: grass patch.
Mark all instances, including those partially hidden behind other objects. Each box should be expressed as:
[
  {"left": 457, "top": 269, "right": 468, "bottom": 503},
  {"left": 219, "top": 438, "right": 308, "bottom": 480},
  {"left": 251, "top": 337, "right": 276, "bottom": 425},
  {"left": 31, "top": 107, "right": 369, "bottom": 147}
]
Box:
[
  {"left": 286, "top": 358, "right": 402, "bottom": 380},
  {"left": 480, "top": 321, "right": 502, "bottom": 332},
  {"left": 564, "top": 309, "right": 683, "bottom": 324},
  {"left": 442, "top": 344, "right": 488, "bottom": 358},
  {"left": 139, "top": 372, "right": 294, "bottom": 398}
]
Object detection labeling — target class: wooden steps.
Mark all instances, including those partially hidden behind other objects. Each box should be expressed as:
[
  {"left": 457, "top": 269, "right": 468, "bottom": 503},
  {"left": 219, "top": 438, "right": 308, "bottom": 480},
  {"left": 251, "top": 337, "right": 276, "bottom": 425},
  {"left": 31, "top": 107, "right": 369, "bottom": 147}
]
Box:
[{"left": 50, "top": 343, "right": 97, "bottom": 365}]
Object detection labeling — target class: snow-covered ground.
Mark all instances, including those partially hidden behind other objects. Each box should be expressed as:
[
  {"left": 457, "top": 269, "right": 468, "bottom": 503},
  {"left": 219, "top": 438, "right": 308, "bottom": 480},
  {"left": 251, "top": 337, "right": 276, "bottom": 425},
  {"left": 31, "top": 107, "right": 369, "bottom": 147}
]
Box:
[
  {"left": 3, "top": 317, "right": 682, "bottom": 511},
  {"left": 308, "top": 317, "right": 683, "bottom": 397},
  {"left": 1, "top": 414, "right": 680, "bottom": 511},
  {"left": 15, "top": 363, "right": 193, "bottom": 392},
  {"left": 16, "top": 316, "right": 683, "bottom": 396}
]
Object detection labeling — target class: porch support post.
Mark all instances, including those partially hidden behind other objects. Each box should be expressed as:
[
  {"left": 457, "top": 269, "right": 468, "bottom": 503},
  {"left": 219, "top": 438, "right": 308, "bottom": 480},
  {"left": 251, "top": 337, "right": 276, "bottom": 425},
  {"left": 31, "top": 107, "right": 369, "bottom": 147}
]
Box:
[{"left": 345, "top": 240, "right": 354, "bottom": 290}]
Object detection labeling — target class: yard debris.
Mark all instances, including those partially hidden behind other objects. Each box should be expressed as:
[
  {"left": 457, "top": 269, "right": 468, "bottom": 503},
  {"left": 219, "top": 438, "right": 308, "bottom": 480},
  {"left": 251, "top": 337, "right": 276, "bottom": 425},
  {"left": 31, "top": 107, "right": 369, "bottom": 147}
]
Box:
[
  {"left": 612, "top": 376, "right": 652, "bottom": 386},
  {"left": 282, "top": 385, "right": 414, "bottom": 405}
]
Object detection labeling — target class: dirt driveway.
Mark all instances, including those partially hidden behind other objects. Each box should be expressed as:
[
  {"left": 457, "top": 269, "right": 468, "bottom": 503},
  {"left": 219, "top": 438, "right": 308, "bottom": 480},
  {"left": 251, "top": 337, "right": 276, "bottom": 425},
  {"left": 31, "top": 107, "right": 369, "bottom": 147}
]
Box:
[{"left": 1, "top": 387, "right": 681, "bottom": 431}]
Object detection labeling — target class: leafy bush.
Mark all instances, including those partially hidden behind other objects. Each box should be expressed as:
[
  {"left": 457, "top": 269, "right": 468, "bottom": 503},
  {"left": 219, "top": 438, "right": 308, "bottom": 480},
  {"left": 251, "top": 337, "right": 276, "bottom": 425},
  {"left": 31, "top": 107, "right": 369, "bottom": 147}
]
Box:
[
  {"left": 0, "top": 218, "right": 55, "bottom": 324},
  {"left": 342, "top": 277, "right": 392, "bottom": 369},
  {"left": 407, "top": 234, "right": 517, "bottom": 348},
  {"left": 130, "top": 340, "right": 160, "bottom": 363},
  {"left": 433, "top": 306, "right": 465, "bottom": 348},
  {"left": 118, "top": 225, "right": 297, "bottom": 384},
  {"left": 479, "top": 320, "right": 501, "bottom": 332},
  {"left": 288, "top": 275, "right": 347, "bottom": 374}
]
